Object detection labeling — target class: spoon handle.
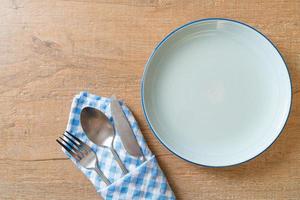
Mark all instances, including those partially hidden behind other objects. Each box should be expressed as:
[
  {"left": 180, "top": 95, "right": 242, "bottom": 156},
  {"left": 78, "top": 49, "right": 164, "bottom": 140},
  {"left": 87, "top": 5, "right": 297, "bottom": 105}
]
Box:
[{"left": 110, "top": 147, "right": 128, "bottom": 174}]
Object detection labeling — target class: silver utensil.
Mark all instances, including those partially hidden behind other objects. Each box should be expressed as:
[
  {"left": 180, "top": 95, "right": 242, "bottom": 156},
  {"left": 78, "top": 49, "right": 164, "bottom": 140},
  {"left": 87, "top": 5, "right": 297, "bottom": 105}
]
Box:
[
  {"left": 56, "top": 131, "right": 111, "bottom": 186},
  {"left": 111, "top": 96, "right": 145, "bottom": 161},
  {"left": 80, "top": 107, "right": 128, "bottom": 174}
]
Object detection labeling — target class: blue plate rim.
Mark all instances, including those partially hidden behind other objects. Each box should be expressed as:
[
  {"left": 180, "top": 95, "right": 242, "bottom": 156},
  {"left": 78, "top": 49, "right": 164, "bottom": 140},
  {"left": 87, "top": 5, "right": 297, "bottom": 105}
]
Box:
[{"left": 140, "top": 18, "right": 293, "bottom": 168}]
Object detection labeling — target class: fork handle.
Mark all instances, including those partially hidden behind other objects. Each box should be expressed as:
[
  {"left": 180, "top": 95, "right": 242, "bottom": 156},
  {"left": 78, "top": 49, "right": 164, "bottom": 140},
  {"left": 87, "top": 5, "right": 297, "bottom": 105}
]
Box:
[
  {"left": 94, "top": 166, "right": 111, "bottom": 186},
  {"left": 110, "top": 147, "right": 128, "bottom": 175}
]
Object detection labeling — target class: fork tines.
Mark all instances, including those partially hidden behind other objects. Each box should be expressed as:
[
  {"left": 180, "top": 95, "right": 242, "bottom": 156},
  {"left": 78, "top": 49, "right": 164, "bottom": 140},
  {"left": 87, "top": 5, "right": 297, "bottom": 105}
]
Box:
[
  {"left": 56, "top": 131, "right": 87, "bottom": 160},
  {"left": 56, "top": 130, "right": 112, "bottom": 186}
]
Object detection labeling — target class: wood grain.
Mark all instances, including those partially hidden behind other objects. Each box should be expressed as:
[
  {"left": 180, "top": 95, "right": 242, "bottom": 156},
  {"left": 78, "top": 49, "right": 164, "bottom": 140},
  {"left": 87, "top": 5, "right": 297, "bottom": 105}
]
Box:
[{"left": 0, "top": 0, "right": 299, "bottom": 199}]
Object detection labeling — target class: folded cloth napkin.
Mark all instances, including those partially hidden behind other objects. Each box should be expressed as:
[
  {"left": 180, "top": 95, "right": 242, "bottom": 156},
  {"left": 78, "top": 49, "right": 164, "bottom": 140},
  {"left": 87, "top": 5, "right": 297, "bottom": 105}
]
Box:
[{"left": 63, "top": 91, "right": 175, "bottom": 200}]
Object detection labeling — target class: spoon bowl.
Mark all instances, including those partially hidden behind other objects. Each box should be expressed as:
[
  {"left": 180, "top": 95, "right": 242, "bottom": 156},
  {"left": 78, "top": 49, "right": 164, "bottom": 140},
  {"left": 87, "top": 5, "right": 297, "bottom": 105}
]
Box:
[{"left": 80, "top": 107, "right": 114, "bottom": 148}]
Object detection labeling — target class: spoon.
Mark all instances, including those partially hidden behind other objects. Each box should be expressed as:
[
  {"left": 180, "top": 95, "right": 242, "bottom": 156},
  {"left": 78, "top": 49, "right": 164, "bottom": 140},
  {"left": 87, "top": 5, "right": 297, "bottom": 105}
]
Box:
[{"left": 80, "top": 107, "right": 128, "bottom": 174}]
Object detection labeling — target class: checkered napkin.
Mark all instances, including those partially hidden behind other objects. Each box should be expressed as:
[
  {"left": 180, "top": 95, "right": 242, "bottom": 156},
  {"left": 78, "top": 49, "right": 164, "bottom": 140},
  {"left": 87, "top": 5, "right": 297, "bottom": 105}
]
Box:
[{"left": 63, "top": 91, "right": 175, "bottom": 200}]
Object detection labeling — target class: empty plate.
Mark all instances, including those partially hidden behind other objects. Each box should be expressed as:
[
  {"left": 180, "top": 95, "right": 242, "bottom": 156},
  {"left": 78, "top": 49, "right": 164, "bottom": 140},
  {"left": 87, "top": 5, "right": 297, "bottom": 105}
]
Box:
[{"left": 141, "top": 18, "right": 292, "bottom": 167}]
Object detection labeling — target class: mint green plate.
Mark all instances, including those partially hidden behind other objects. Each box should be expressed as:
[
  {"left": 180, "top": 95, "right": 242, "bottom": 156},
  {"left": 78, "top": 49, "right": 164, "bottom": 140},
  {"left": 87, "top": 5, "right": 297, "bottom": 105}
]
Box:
[{"left": 141, "top": 19, "right": 292, "bottom": 167}]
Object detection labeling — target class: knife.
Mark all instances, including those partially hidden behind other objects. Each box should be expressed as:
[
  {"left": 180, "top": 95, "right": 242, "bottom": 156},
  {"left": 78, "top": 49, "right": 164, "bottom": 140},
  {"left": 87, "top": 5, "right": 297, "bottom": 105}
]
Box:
[{"left": 110, "top": 96, "right": 145, "bottom": 161}]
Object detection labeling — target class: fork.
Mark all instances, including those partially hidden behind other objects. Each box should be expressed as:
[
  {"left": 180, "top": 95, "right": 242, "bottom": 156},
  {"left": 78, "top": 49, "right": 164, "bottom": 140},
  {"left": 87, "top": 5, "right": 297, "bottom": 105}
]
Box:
[{"left": 56, "top": 131, "right": 111, "bottom": 186}]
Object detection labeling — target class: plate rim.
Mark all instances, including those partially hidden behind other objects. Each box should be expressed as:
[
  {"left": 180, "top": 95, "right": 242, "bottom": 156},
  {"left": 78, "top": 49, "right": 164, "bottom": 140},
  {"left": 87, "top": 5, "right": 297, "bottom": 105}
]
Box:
[{"left": 140, "top": 18, "right": 293, "bottom": 168}]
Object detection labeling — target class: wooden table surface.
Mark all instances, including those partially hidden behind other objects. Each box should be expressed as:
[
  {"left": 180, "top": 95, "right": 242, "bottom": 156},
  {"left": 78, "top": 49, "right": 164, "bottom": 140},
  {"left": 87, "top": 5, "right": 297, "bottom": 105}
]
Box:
[{"left": 0, "top": 0, "right": 299, "bottom": 199}]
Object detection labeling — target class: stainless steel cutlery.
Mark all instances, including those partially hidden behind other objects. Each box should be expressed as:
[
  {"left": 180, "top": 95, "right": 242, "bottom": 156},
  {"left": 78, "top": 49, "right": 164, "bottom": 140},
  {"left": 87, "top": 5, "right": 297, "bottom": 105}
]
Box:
[
  {"left": 57, "top": 96, "right": 145, "bottom": 184},
  {"left": 56, "top": 131, "right": 111, "bottom": 186},
  {"left": 80, "top": 107, "right": 128, "bottom": 174},
  {"left": 111, "top": 96, "right": 145, "bottom": 161}
]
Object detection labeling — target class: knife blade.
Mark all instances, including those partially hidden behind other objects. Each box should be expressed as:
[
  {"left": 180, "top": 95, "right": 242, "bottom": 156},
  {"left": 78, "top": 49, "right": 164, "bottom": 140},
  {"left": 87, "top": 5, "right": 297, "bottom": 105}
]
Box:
[{"left": 110, "top": 96, "right": 145, "bottom": 160}]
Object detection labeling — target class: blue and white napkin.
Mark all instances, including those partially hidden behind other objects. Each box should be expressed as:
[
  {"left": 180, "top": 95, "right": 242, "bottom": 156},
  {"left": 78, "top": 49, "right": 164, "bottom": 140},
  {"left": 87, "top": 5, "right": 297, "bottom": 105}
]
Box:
[{"left": 63, "top": 91, "right": 175, "bottom": 200}]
